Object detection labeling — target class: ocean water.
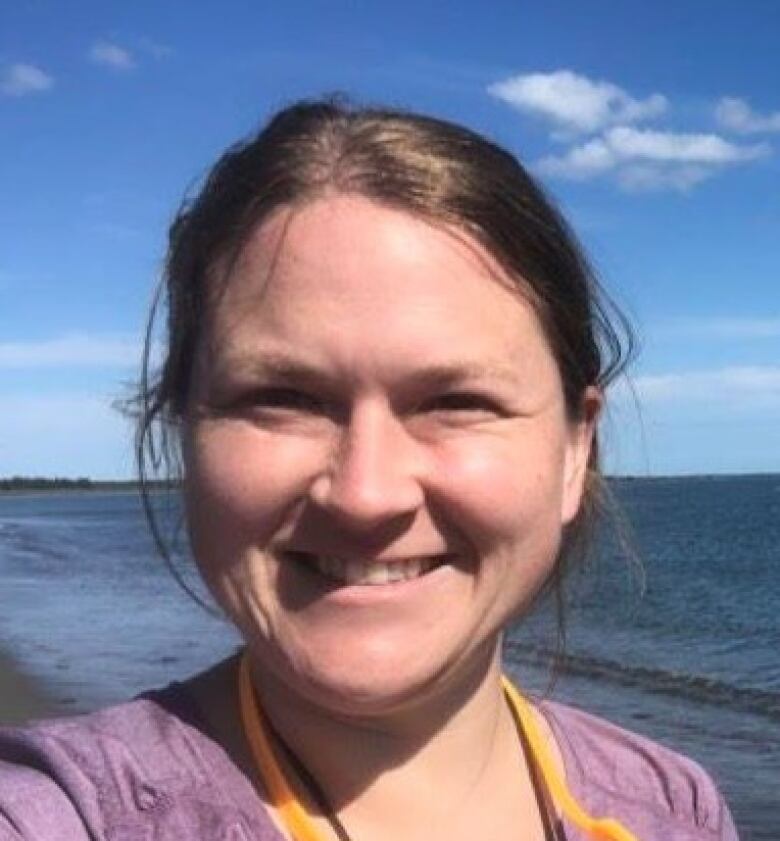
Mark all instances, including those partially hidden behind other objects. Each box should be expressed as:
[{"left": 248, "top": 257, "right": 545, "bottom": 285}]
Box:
[{"left": 0, "top": 476, "right": 778, "bottom": 838}]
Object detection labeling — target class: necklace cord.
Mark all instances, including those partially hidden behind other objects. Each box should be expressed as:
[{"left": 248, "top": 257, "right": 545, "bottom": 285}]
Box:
[
  {"left": 239, "top": 655, "right": 323, "bottom": 841},
  {"left": 262, "top": 705, "right": 352, "bottom": 841},
  {"left": 239, "top": 652, "right": 639, "bottom": 841},
  {"left": 500, "top": 676, "right": 638, "bottom": 841}
]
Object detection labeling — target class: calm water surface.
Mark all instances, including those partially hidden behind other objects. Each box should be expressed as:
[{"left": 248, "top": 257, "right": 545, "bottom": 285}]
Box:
[{"left": 1, "top": 476, "right": 778, "bottom": 838}]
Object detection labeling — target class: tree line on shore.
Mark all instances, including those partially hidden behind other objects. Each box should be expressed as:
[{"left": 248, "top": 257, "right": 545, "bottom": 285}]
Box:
[{"left": 0, "top": 477, "right": 174, "bottom": 492}]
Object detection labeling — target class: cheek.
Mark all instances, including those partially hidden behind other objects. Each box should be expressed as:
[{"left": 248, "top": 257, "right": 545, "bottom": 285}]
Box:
[
  {"left": 433, "top": 433, "right": 567, "bottom": 547},
  {"left": 183, "top": 424, "right": 324, "bottom": 564}
]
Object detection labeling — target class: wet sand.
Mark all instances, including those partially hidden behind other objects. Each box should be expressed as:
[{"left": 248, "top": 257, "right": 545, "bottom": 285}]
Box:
[{"left": 0, "top": 649, "right": 57, "bottom": 724}]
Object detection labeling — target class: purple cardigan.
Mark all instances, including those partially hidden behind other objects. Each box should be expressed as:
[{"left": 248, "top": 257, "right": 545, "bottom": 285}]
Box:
[{"left": 0, "top": 682, "right": 739, "bottom": 840}]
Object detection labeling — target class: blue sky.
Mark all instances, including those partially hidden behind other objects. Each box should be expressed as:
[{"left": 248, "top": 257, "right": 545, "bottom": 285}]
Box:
[{"left": 1, "top": 0, "right": 778, "bottom": 478}]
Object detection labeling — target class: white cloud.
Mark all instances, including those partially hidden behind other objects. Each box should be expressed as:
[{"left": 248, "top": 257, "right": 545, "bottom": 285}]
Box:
[
  {"left": 1, "top": 63, "right": 54, "bottom": 97},
  {"left": 0, "top": 392, "right": 133, "bottom": 479},
  {"left": 715, "top": 97, "right": 780, "bottom": 134},
  {"left": 537, "top": 137, "right": 616, "bottom": 177},
  {"left": 538, "top": 126, "right": 770, "bottom": 191},
  {"left": 89, "top": 40, "right": 136, "bottom": 71},
  {"left": 615, "top": 164, "right": 712, "bottom": 192},
  {"left": 488, "top": 70, "right": 667, "bottom": 135},
  {"left": 605, "top": 368, "right": 780, "bottom": 475},
  {"left": 625, "top": 366, "right": 780, "bottom": 410},
  {"left": 655, "top": 317, "right": 780, "bottom": 340},
  {"left": 607, "top": 126, "right": 767, "bottom": 163},
  {"left": 0, "top": 334, "right": 141, "bottom": 368},
  {"left": 486, "top": 70, "right": 774, "bottom": 193}
]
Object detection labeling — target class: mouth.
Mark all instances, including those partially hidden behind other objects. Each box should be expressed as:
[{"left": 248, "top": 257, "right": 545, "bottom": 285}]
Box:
[{"left": 284, "top": 551, "right": 449, "bottom": 586}]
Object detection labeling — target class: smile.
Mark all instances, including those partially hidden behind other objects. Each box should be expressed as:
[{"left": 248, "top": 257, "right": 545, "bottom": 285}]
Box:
[{"left": 290, "top": 553, "right": 444, "bottom": 586}]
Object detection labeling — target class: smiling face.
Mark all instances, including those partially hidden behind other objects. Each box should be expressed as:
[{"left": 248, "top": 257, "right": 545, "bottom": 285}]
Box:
[{"left": 183, "top": 194, "right": 597, "bottom": 715}]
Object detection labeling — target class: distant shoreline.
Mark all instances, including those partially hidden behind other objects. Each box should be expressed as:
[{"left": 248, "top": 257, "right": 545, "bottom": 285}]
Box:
[
  {"left": 0, "top": 478, "right": 176, "bottom": 495},
  {"left": 1, "top": 473, "right": 777, "bottom": 495}
]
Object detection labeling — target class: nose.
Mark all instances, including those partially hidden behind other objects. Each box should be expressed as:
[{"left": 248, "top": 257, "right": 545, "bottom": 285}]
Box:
[{"left": 308, "top": 402, "right": 425, "bottom": 533}]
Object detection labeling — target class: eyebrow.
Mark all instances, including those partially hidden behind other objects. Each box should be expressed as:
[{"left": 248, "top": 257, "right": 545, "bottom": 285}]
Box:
[
  {"left": 212, "top": 349, "right": 522, "bottom": 390},
  {"left": 401, "top": 361, "right": 521, "bottom": 390}
]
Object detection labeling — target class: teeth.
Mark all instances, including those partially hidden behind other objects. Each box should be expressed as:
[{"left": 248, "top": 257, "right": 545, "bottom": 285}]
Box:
[
  {"left": 364, "top": 562, "right": 388, "bottom": 584},
  {"left": 309, "top": 555, "right": 439, "bottom": 585}
]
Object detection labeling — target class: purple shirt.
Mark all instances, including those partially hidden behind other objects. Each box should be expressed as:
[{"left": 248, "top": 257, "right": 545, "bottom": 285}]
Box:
[{"left": 0, "top": 681, "right": 739, "bottom": 840}]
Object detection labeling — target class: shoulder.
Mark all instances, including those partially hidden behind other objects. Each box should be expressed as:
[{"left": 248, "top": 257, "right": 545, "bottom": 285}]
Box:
[
  {"left": 0, "top": 690, "right": 279, "bottom": 840},
  {"left": 538, "top": 700, "right": 739, "bottom": 840}
]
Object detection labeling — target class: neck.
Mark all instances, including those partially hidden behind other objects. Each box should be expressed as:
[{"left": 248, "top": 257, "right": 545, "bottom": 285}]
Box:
[{"left": 249, "top": 639, "right": 541, "bottom": 840}]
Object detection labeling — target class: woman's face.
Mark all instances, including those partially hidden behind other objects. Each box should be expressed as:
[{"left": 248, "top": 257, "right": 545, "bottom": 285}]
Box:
[{"left": 184, "top": 195, "right": 596, "bottom": 715}]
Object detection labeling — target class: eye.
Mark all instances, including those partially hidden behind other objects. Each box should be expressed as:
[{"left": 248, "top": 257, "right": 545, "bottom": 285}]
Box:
[
  {"left": 222, "top": 386, "right": 327, "bottom": 417},
  {"left": 419, "top": 392, "right": 504, "bottom": 419},
  {"left": 252, "top": 387, "right": 323, "bottom": 411}
]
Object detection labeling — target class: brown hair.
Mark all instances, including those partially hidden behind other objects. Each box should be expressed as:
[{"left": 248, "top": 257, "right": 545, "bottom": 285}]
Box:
[{"left": 135, "top": 95, "right": 634, "bottom": 634}]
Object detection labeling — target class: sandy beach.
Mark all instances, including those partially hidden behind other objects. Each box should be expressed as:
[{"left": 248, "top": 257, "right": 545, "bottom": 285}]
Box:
[{"left": 0, "top": 648, "right": 57, "bottom": 725}]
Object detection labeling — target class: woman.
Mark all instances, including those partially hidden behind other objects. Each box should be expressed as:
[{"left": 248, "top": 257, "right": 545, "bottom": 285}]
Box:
[{"left": 0, "top": 99, "right": 738, "bottom": 841}]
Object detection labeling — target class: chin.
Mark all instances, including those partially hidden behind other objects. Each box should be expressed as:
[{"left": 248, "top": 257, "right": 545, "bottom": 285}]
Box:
[{"left": 263, "top": 632, "right": 499, "bottom": 721}]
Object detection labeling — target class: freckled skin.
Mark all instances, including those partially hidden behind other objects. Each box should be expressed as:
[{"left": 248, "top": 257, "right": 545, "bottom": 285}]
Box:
[{"left": 183, "top": 195, "right": 596, "bottom": 717}]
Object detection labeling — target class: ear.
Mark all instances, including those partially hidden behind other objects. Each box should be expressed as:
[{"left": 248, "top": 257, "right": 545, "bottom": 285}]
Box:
[{"left": 561, "top": 386, "right": 602, "bottom": 525}]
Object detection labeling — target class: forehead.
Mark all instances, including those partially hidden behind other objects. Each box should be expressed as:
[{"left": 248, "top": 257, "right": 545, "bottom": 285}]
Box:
[
  {"left": 213, "top": 196, "right": 527, "bottom": 313},
  {"left": 203, "top": 195, "right": 557, "bottom": 382}
]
